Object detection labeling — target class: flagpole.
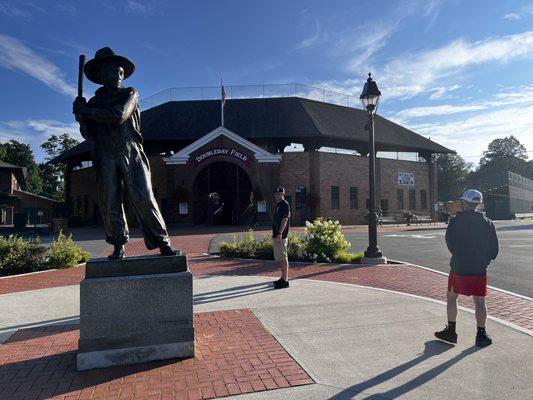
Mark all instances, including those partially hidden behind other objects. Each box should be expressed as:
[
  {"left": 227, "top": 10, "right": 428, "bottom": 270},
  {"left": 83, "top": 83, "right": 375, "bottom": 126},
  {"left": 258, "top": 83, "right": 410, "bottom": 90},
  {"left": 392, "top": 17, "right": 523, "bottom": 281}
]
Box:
[{"left": 221, "top": 78, "right": 224, "bottom": 128}]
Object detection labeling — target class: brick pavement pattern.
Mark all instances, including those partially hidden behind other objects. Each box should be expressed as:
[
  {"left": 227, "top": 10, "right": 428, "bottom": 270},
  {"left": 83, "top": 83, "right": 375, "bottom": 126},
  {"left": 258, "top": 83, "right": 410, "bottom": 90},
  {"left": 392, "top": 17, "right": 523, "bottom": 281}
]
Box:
[
  {"left": 0, "top": 309, "right": 313, "bottom": 400},
  {"left": 1, "top": 230, "right": 531, "bottom": 331}
]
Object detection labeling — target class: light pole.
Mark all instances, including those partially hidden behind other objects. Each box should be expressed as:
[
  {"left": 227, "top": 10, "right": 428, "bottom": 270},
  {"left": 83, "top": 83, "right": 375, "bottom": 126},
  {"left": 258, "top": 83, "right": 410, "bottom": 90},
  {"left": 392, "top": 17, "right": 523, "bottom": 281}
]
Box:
[{"left": 360, "top": 73, "right": 387, "bottom": 264}]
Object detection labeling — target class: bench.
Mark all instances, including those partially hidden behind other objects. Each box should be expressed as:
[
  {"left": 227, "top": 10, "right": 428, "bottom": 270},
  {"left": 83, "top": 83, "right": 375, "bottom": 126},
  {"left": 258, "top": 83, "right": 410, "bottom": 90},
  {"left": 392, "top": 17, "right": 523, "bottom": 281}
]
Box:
[
  {"left": 412, "top": 214, "right": 435, "bottom": 225},
  {"left": 512, "top": 213, "right": 533, "bottom": 220}
]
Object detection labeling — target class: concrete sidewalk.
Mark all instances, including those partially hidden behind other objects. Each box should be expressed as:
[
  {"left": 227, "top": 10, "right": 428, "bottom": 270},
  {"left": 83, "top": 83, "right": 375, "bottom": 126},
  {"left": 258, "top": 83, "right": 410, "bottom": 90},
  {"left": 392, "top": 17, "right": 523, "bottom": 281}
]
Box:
[{"left": 1, "top": 275, "right": 531, "bottom": 399}]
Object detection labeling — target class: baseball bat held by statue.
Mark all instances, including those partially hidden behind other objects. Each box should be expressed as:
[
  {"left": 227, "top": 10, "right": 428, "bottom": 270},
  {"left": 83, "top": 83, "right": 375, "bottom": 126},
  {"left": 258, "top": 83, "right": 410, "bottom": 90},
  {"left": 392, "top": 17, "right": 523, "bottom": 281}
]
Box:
[{"left": 78, "top": 54, "right": 85, "bottom": 99}]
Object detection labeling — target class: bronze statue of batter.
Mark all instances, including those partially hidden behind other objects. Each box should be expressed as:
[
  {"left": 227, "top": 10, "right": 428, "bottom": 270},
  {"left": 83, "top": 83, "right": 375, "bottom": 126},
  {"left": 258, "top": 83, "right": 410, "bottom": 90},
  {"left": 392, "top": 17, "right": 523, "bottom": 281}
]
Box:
[{"left": 73, "top": 47, "right": 177, "bottom": 260}]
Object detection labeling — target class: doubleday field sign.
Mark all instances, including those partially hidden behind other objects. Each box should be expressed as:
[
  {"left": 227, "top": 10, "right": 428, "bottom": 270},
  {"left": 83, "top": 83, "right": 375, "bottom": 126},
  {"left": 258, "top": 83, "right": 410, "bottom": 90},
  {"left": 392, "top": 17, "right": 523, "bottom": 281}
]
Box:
[{"left": 194, "top": 148, "right": 250, "bottom": 165}]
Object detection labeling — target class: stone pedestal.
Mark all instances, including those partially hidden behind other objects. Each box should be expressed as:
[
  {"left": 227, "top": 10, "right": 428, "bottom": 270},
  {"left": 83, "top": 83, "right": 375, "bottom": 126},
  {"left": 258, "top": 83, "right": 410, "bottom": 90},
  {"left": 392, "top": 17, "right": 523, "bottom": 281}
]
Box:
[
  {"left": 77, "top": 254, "right": 194, "bottom": 371},
  {"left": 360, "top": 256, "right": 388, "bottom": 265}
]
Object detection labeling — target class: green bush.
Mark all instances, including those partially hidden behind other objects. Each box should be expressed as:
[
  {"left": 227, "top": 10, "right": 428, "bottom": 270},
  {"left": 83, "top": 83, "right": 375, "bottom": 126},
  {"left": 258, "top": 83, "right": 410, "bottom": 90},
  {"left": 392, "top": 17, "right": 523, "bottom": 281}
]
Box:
[
  {"left": 302, "top": 218, "right": 350, "bottom": 262},
  {"left": 334, "top": 251, "right": 364, "bottom": 263},
  {"left": 287, "top": 232, "right": 304, "bottom": 261},
  {"left": 0, "top": 235, "right": 47, "bottom": 275},
  {"left": 218, "top": 219, "right": 361, "bottom": 265},
  {"left": 255, "top": 235, "right": 274, "bottom": 260},
  {"left": 46, "top": 231, "right": 90, "bottom": 269},
  {"left": 219, "top": 231, "right": 258, "bottom": 259}
]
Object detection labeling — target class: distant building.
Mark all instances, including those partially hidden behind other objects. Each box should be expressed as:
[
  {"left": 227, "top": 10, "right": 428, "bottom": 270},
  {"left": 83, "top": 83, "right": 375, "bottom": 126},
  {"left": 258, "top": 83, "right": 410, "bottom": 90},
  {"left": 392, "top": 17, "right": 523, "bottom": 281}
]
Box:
[
  {"left": 0, "top": 161, "right": 59, "bottom": 228},
  {"left": 485, "top": 171, "right": 533, "bottom": 220},
  {"left": 51, "top": 94, "right": 453, "bottom": 226}
]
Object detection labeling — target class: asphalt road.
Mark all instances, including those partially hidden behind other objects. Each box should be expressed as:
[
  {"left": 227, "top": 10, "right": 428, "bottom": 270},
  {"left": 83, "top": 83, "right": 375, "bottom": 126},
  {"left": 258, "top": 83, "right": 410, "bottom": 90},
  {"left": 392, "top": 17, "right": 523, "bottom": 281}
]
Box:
[
  {"left": 211, "top": 221, "right": 533, "bottom": 298},
  {"left": 346, "top": 221, "right": 533, "bottom": 298}
]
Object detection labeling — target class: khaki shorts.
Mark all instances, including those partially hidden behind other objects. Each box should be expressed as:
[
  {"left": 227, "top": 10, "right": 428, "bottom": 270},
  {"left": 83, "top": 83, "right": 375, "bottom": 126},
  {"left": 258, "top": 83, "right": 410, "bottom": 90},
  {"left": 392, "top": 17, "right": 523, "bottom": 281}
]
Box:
[{"left": 272, "top": 237, "right": 288, "bottom": 262}]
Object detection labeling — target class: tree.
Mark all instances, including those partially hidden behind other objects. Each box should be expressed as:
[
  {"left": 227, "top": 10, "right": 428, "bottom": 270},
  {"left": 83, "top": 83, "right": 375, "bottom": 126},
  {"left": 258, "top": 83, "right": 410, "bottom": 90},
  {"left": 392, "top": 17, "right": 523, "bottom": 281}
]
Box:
[
  {"left": 0, "top": 140, "right": 42, "bottom": 193},
  {"left": 39, "top": 133, "right": 79, "bottom": 200},
  {"left": 434, "top": 153, "right": 471, "bottom": 201},
  {"left": 479, "top": 135, "right": 528, "bottom": 165},
  {"left": 469, "top": 136, "right": 532, "bottom": 194}
]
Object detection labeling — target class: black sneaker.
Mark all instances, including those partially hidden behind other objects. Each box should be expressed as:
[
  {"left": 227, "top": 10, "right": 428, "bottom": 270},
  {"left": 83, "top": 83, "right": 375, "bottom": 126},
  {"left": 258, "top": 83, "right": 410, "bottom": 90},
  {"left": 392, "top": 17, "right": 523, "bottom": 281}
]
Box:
[
  {"left": 273, "top": 277, "right": 284, "bottom": 285},
  {"left": 434, "top": 325, "right": 457, "bottom": 344},
  {"left": 274, "top": 279, "right": 289, "bottom": 289},
  {"left": 475, "top": 332, "right": 492, "bottom": 347}
]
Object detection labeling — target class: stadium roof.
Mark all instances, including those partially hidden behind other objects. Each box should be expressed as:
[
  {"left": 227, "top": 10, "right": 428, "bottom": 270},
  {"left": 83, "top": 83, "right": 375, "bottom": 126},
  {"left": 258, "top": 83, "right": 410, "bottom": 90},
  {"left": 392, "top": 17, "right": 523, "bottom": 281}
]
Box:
[{"left": 51, "top": 97, "right": 452, "bottom": 164}]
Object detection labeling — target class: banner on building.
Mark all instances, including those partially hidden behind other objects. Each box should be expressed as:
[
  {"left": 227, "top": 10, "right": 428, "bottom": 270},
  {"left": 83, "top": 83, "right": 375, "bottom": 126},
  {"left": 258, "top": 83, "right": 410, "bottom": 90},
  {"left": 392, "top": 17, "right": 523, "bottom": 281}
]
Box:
[{"left": 398, "top": 172, "right": 414, "bottom": 186}]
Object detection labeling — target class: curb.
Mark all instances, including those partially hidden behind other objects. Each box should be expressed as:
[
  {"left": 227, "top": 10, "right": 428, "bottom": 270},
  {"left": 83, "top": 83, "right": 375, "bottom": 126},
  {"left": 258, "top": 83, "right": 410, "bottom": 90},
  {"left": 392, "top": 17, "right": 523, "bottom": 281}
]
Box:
[
  {"left": 0, "top": 263, "right": 86, "bottom": 280},
  {"left": 389, "top": 259, "right": 533, "bottom": 302},
  {"left": 197, "top": 273, "right": 533, "bottom": 337}
]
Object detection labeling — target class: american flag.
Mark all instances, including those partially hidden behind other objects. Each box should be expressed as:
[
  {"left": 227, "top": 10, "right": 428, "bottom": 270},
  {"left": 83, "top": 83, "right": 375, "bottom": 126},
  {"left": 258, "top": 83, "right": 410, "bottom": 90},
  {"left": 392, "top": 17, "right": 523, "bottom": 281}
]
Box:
[{"left": 221, "top": 80, "right": 226, "bottom": 107}]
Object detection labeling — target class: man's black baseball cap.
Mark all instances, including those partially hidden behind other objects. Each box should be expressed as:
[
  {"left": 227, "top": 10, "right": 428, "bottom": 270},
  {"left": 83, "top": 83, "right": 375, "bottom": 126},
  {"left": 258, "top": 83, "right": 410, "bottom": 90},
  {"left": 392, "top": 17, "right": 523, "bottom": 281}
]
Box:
[{"left": 274, "top": 186, "right": 285, "bottom": 193}]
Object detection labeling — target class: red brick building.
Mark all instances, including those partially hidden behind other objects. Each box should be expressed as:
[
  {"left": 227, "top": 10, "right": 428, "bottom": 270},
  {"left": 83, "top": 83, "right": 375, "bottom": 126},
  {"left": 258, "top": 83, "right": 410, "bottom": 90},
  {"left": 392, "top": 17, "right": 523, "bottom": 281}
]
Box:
[
  {"left": 52, "top": 97, "right": 452, "bottom": 226},
  {"left": 0, "top": 161, "right": 59, "bottom": 227}
]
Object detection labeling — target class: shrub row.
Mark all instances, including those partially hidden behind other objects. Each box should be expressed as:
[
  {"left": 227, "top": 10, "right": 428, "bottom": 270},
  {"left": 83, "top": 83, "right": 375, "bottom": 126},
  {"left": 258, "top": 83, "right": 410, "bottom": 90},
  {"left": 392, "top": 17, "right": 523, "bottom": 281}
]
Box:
[
  {"left": 219, "top": 218, "right": 363, "bottom": 263},
  {"left": 0, "top": 232, "right": 90, "bottom": 276}
]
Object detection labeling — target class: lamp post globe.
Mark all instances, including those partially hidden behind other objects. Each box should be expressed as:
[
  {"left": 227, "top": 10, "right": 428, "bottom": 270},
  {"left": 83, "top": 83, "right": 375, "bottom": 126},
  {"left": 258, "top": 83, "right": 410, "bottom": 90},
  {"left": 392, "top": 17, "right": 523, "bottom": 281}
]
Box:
[
  {"left": 360, "top": 72, "right": 381, "bottom": 112},
  {"left": 360, "top": 73, "right": 386, "bottom": 264}
]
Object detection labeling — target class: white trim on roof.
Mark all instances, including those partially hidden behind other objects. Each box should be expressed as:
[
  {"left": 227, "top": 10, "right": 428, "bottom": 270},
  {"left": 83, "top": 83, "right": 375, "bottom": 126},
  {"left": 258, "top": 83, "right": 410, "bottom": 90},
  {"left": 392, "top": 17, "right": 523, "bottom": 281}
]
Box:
[{"left": 163, "top": 126, "right": 281, "bottom": 165}]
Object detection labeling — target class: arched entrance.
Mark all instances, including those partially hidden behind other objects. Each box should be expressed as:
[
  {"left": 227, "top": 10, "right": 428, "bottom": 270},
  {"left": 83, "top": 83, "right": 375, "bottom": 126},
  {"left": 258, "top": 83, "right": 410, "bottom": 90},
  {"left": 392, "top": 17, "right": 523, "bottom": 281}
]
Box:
[{"left": 193, "top": 161, "right": 253, "bottom": 225}]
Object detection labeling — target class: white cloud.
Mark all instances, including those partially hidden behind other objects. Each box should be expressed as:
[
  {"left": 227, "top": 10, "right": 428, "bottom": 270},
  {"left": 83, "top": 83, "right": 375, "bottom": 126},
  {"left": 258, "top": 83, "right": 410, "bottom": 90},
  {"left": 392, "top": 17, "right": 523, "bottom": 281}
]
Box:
[
  {"left": 405, "top": 104, "right": 533, "bottom": 163},
  {"left": 345, "top": 23, "right": 395, "bottom": 72},
  {"left": 428, "top": 84, "right": 461, "bottom": 99},
  {"left": 296, "top": 20, "right": 325, "bottom": 50},
  {"left": 503, "top": 13, "right": 522, "bottom": 21},
  {"left": 0, "top": 2, "right": 31, "bottom": 19},
  {"left": 125, "top": 0, "right": 165, "bottom": 15},
  {"left": 125, "top": 0, "right": 147, "bottom": 14},
  {"left": 0, "top": 119, "right": 81, "bottom": 161},
  {"left": 392, "top": 104, "right": 486, "bottom": 121},
  {"left": 0, "top": 34, "right": 77, "bottom": 97},
  {"left": 377, "top": 31, "right": 533, "bottom": 100}
]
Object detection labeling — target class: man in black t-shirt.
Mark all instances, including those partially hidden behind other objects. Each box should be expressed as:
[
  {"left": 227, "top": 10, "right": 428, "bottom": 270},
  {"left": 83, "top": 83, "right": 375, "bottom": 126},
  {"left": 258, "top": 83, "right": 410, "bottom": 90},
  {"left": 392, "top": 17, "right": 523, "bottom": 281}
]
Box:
[{"left": 272, "top": 186, "right": 291, "bottom": 289}]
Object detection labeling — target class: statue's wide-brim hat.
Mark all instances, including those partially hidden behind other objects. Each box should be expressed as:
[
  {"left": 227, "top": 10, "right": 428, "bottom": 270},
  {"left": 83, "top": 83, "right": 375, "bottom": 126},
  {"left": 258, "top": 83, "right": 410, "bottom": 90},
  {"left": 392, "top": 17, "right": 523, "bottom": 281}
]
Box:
[{"left": 84, "top": 47, "right": 135, "bottom": 84}]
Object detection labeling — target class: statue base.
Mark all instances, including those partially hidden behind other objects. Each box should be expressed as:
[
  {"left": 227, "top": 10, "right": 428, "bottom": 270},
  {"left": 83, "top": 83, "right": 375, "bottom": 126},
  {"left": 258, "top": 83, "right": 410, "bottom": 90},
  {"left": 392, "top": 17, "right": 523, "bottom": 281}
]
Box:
[{"left": 77, "top": 254, "right": 194, "bottom": 371}]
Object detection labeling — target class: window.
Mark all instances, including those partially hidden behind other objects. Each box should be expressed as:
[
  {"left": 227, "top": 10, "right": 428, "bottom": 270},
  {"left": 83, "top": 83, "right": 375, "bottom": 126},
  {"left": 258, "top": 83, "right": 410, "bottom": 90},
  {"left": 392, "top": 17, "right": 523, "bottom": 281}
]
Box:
[
  {"left": 331, "top": 186, "right": 340, "bottom": 209},
  {"left": 409, "top": 189, "right": 416, "bottom": 210},
  {"left": 421, "top": 190, "right": 427, "bottom": 209},
  {"left": 257, "top": 200, "right": 267, "bottom": 213},
  {"left": 295, "top": 186, "right": 306, "bottom": 210},
  {"left": 397, "top": 189, "right": 404, "bottom": 210},
  {"left": 179, "top": 202, "right": 188, "bottom": 215},
  {"left": 350, "top": 187, "right": 358, "bottom": 209},
  {"left": 380, "top": 199, "right": 389, "bottom": 216},
  {"left": 84, "top": 195, "right": 89, "bottom": 215}
]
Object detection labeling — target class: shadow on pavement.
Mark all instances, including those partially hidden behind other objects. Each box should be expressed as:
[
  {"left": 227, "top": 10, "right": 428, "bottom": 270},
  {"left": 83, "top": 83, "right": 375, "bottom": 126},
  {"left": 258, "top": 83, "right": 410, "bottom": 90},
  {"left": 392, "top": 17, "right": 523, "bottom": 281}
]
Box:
[
  {"left": 328, "top": 340, "right": 479, "bottom": 399},
  {"left": 193, "top": 281, "right": 275, "bottom": 305},
  {"left": 0, "top": 345, "right": 180, "bottom": 400},
  {"left": 0, "top": 316, "right": 80, "bottom": 343}
]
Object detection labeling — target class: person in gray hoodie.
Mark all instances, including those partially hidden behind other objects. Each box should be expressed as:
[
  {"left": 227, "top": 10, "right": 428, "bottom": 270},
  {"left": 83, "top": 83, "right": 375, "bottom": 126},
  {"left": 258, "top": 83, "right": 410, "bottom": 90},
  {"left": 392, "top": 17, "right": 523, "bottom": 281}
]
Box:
[{"left": 435, "top": 189, "right": 499, "bottom": 347}]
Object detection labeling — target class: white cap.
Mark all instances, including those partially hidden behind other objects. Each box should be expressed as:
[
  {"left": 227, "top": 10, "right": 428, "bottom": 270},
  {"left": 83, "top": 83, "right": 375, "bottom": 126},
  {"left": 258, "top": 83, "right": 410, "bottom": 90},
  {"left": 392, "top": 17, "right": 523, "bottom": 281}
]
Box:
[{"left": 460, "top": 189, "right": 483, "bottom": 204}]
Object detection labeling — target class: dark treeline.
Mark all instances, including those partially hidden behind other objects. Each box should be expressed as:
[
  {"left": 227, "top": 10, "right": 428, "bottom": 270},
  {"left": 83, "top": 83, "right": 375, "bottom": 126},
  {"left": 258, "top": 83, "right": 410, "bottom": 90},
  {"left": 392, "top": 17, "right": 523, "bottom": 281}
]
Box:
[{"left": 435, "top": 135, "right": 533, "bottom": 201}]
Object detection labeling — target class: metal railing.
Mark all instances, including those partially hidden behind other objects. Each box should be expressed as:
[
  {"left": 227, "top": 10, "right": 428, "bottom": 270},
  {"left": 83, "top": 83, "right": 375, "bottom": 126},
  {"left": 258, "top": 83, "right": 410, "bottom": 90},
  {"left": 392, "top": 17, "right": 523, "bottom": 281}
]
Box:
[{"left": 140, "top": 83, "right": 361, "bottom": 110}]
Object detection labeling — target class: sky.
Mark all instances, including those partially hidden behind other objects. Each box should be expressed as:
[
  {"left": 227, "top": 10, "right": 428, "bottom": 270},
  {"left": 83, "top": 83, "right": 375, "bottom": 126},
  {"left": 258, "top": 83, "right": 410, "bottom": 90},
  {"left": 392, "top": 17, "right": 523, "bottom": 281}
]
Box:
[{"left": 1, "top": 0, "right": 533, "bottom": 165}]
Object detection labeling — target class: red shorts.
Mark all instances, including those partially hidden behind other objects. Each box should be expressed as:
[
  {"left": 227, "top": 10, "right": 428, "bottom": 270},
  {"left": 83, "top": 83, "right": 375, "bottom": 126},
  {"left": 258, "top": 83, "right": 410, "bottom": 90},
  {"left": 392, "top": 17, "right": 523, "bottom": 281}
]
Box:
[{"left": 448, "top": 273, "right": 487, "bottom": 297}]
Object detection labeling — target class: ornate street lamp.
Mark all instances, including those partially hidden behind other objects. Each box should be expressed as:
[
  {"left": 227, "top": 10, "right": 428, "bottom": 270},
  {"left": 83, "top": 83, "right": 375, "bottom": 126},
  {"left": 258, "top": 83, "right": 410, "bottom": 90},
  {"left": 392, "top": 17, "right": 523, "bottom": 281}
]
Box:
[{"left": 360, "top": 73, "right": 386, "bottom": 263}]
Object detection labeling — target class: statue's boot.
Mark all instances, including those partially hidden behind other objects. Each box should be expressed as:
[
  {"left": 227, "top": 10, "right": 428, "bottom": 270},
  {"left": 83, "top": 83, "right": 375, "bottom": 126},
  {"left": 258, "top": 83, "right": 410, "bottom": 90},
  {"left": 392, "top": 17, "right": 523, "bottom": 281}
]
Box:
[
  {"left": 108, "top": 244, "right": 125, "bottom": 260},
  {"left": 160, "top": 244, "right": 179, "bottom": 256}
]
